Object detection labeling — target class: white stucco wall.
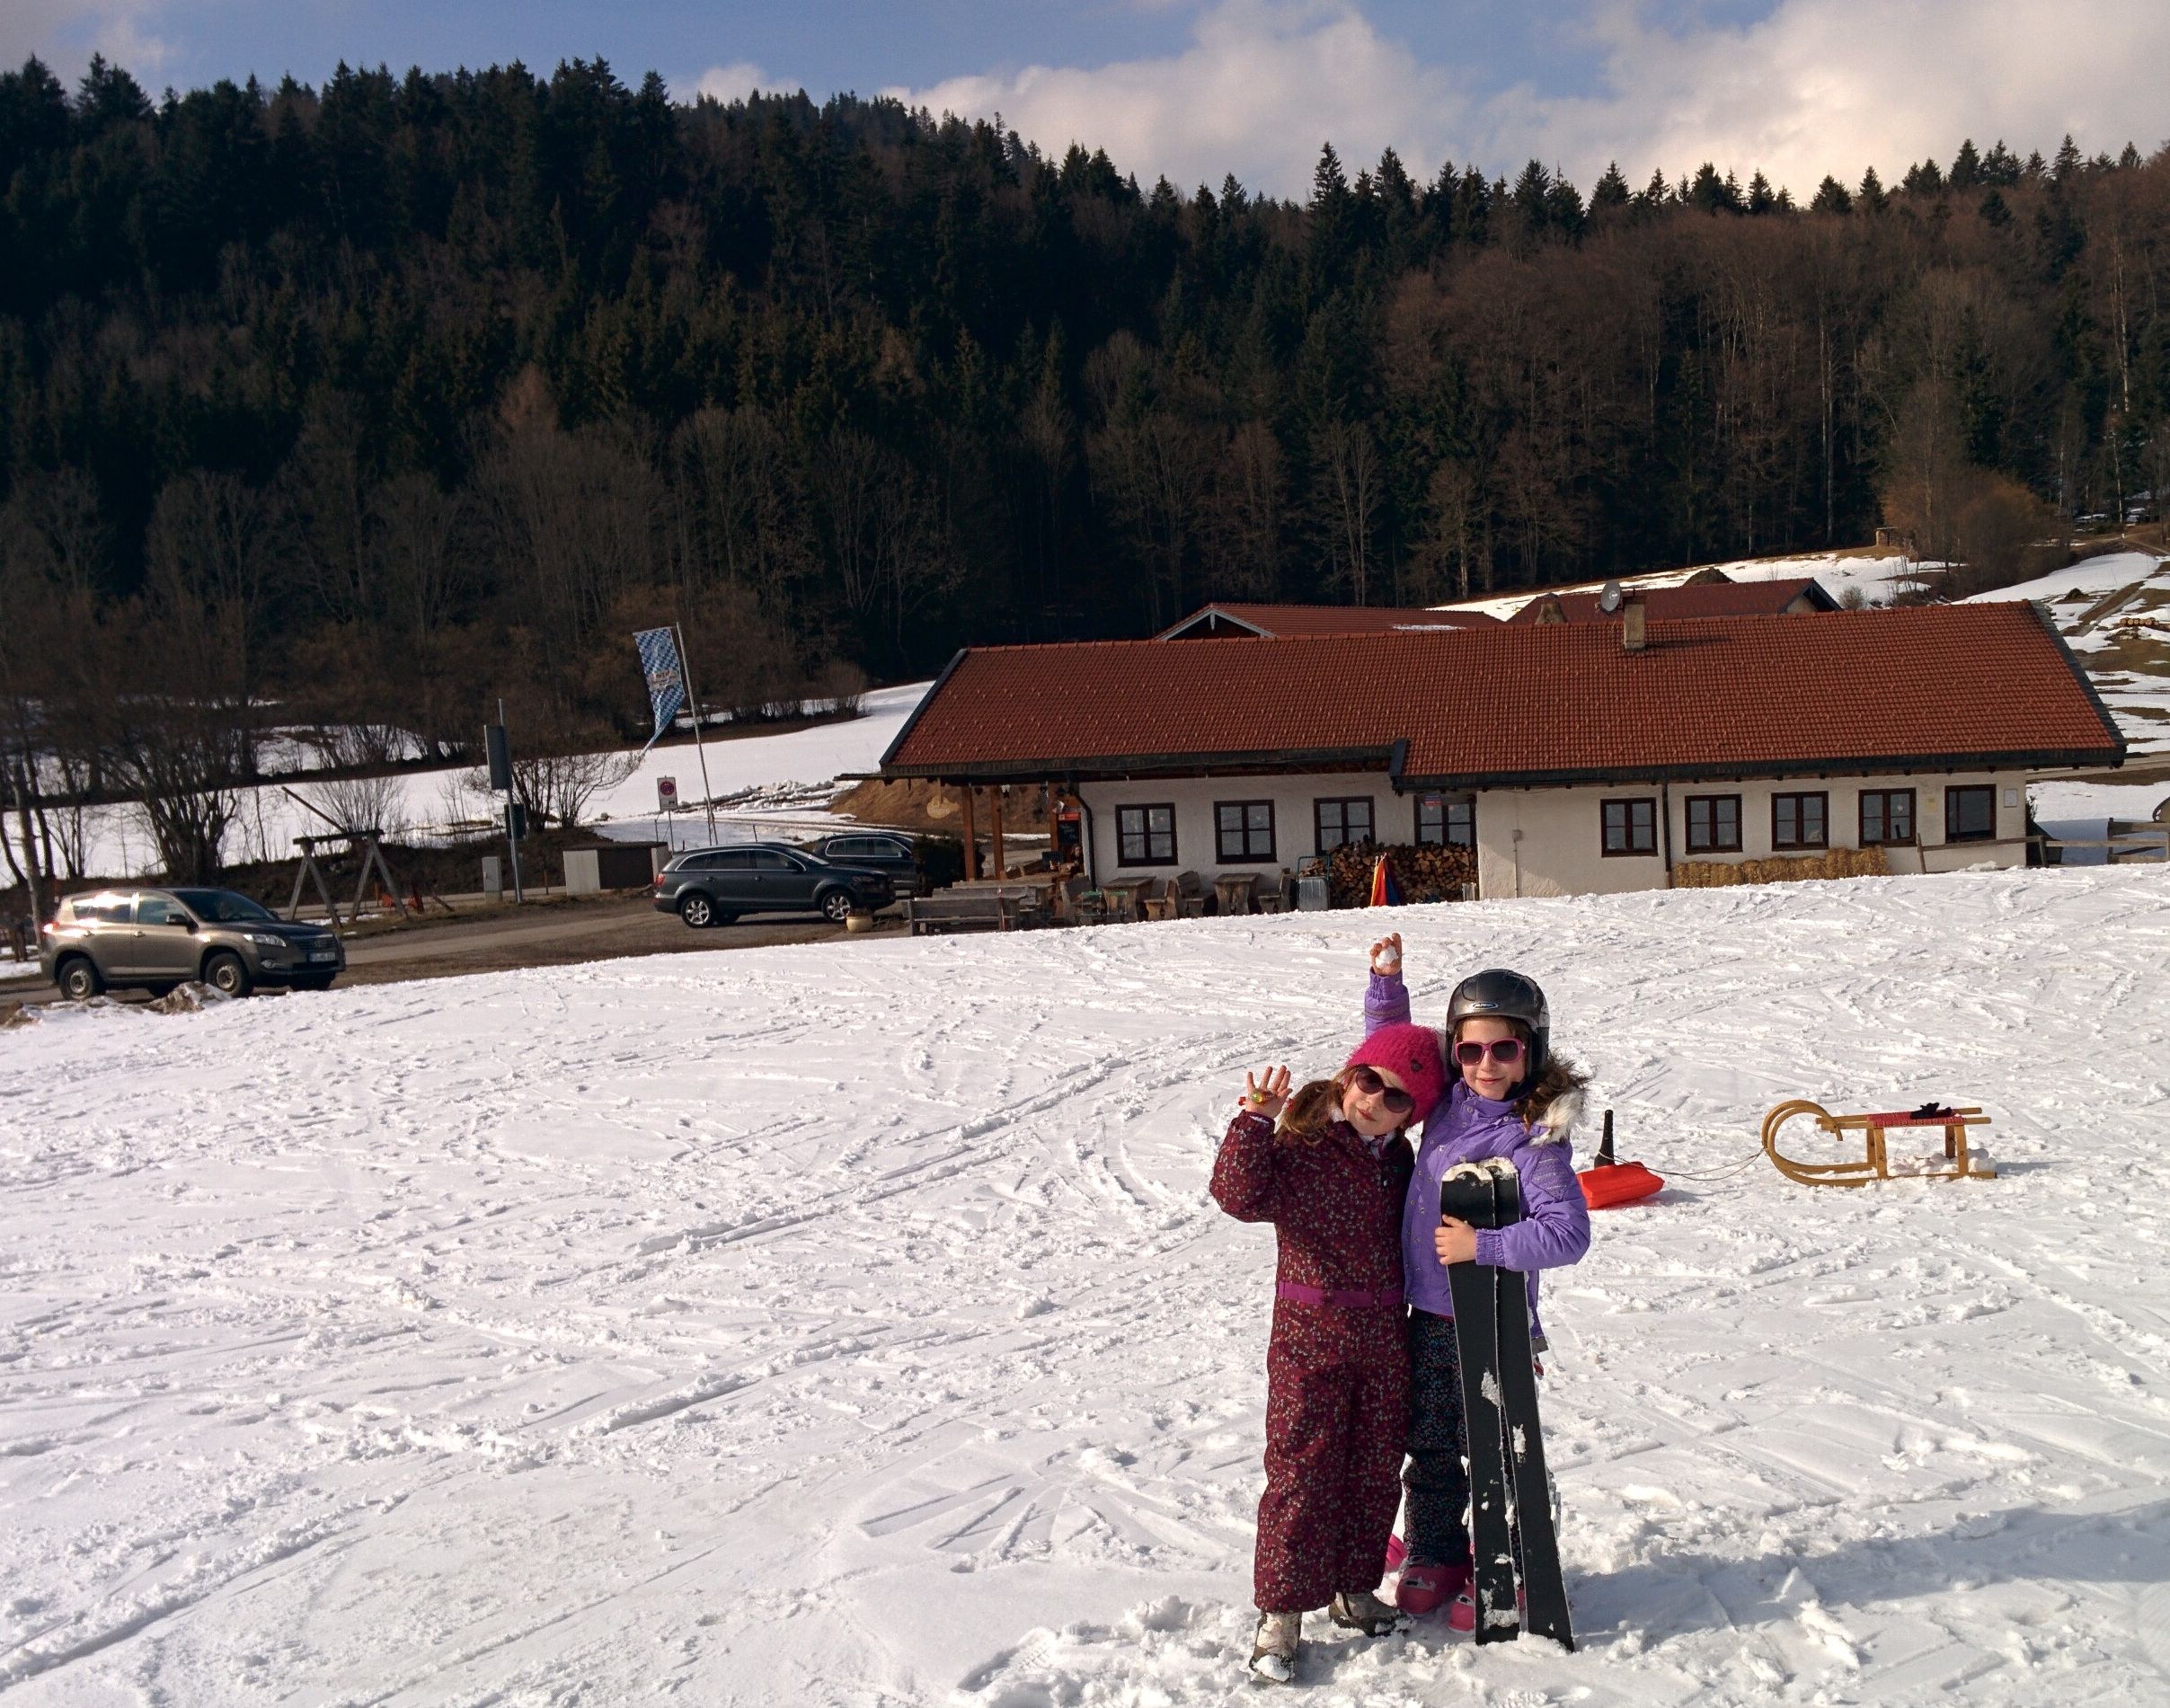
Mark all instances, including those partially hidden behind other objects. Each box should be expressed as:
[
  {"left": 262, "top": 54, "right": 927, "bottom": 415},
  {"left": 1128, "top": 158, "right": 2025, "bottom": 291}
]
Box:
[
  {"left": 1081, "top": 771, "right": 1430, "bottom": 883},
  {"left": 1475, "top": 772, "right": 2033, "bottom": 898},
  {"left": 1078, "top": 769, "right": 2034, "bottom": 895}
]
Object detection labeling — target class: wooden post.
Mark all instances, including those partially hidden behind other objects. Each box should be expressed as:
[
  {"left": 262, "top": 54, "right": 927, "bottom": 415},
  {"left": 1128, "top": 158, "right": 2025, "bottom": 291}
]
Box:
[
  {"left": 990, "top": 788, "right": 1005, "bottom": 880},
  {"left": 961, "top": 787, "right": 979, "bottom": 881}
]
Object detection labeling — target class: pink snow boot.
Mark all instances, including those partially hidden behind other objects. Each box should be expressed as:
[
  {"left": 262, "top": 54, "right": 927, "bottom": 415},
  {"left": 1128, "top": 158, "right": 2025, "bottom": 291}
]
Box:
[{"left": 1394, "top": 1560, "right": 1472, "bottom": 1616}]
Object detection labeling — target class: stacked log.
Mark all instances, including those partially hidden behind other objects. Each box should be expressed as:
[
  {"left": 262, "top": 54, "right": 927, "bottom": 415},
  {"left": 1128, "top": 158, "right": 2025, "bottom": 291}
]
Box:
[
  {"left": 1670, "top": 846, "right": 1891, "bottom": 888},
  {"left": 1325, "top": 841, "right": 1477, "bottom": 907}
]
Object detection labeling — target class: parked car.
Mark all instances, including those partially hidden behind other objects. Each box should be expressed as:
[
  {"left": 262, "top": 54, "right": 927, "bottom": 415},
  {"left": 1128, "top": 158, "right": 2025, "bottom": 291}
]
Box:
[
  {"left": 653, "top": 843, "right": 896, "bottom": 927},
  {"left": 40, "top": 887, "right": 345, "bottom": 999},
  {"left": 798, "top": 831, "right": 928, "bottom": 896}
]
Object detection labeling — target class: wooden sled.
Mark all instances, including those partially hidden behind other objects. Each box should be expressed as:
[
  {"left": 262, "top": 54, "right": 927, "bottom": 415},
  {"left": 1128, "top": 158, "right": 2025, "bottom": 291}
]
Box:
[{"left": 1761, "top": 1100, "right": 1997, "bottom": 1187}]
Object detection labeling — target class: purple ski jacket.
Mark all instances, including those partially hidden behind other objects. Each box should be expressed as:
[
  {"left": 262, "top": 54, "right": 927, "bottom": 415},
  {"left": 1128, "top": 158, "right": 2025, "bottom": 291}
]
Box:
[{"left": 1365, "top": 971, "right": 1591, "bottom": 1341}]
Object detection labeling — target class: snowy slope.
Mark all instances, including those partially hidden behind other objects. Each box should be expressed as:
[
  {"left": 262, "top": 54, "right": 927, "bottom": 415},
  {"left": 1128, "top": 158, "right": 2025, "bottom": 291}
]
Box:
[
  {"left": 1434, "top": 552, "right": 1922, "bottom": 621},
  {"left": 58, "top": 682, "right": 934, "bottom": 880},
  {"left": 7, "top": 870, "right": 2170, "bottom": 1704}
]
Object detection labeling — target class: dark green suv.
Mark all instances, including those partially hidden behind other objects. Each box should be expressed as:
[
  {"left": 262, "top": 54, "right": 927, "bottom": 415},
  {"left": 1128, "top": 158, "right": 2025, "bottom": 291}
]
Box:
[{"left": 40, "top": 887, "right": 345, "bottom": 999}]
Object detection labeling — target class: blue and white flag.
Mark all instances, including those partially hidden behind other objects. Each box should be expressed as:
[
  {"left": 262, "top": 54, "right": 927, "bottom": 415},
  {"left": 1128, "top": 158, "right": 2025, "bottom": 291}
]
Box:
[{"left": 633, "top": 626, "right": 686, "bottom": 753}]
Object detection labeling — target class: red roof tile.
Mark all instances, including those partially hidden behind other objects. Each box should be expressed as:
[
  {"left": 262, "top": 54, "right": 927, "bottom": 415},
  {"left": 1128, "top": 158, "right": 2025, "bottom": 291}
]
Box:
[
  {"left": 1156, "top": 602, "right": 1500, "bottom": 638},
  {"left": 882, "top": 604, "right": 2121, "bottom": 784},
  {"left": 1506, "top": 579, "right": 1836, "bottom": 623}
]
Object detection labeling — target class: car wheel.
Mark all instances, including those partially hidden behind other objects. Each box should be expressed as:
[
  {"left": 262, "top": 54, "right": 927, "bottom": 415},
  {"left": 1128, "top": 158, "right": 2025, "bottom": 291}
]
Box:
[
  {"left": 819, "top": 889, "right": 856, "bottom": 925},
  {"left": 57, "top": 956, "right": 103, "bottom": 1001},
  {"left": 203, "top": 950, "right": 252, "bottom": 997},
  {"left": 678, "top": 892, "right": 716, "bottom": 929}
]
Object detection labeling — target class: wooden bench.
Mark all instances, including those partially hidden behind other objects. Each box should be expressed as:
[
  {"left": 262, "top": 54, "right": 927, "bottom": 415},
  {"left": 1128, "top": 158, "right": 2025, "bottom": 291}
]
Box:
[{"left": 905, "top": 889, "right": 1043, "bottom": 934}]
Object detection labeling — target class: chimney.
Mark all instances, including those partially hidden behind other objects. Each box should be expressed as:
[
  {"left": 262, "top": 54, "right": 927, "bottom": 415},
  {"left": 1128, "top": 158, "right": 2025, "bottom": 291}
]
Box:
[{"left": 1622, "top": 596, "right": 1647, "bottom": 652}]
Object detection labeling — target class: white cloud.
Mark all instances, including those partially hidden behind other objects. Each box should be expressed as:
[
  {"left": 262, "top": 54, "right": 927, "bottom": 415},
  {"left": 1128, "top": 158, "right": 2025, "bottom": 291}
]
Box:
[
  {"left": 889, "top": 0, "right": 1470, "bottom": 198},
  {"left": 887, "top": 0, "right": 2170, "bottom": 202},
  {"left": 686, "top": 60, "right": 790, "bottom": 105},
  {"left": 1, "top": 0, "right": 174, "bottom": 86}
]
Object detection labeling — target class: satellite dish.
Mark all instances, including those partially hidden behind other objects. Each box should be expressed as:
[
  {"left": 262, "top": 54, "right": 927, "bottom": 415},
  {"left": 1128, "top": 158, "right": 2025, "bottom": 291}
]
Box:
[{"left": 1598, "top": 580, "right": 1624, "bottom": 614}]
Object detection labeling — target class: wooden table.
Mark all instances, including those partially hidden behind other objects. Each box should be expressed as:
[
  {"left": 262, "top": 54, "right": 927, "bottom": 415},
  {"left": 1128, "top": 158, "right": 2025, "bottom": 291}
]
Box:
[
  {"left": 1214, "top": 872, "right": 1259, "bottom": 916},
  {"left": 1097, "top": 877, "right": 1153, "bottom": 923}
]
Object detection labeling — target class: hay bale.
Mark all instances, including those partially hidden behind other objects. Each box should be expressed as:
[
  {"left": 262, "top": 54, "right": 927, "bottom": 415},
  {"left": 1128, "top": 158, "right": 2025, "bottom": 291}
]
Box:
[{"left": 1671, "top": 845, "right": 1890, "bottom": 889}]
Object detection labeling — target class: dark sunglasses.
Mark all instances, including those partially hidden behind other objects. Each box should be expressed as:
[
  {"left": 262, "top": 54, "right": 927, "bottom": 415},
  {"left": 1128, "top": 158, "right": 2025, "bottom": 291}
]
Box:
[
  {"left": 1454, "top": 1037, "right": 1526, "bottom": 1068},
  {"left": 1344, "top": 1065, "right": 1415, "bottom": 1114}
]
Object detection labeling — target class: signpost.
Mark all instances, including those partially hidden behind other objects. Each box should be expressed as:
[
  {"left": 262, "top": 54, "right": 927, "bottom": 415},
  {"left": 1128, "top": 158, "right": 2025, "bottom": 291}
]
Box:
[{"left": 486, "top": 705, "right": 524, "bottom": 904}]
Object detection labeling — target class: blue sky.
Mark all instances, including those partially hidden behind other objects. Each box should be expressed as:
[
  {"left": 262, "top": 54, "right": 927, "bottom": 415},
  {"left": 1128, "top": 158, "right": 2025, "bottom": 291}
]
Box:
[{"left": 8, "top": 1, "right": 2165, "bottom": 200}]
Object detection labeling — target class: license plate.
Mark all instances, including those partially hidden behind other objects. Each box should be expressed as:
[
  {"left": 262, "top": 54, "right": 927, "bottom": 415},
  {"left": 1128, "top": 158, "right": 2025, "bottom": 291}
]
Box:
[{"left": 308, "top": 948, "right": 337, "bottom": 962}]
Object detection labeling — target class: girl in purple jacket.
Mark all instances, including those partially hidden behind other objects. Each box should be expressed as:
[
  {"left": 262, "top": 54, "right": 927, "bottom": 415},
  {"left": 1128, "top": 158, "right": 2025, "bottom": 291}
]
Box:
[
  {"left": 1211, "top": 1022, "right": 1448, "bottom": 1684},
  {"left": 1363, "top": 932, "right": 1591, "bottom": 1632}
]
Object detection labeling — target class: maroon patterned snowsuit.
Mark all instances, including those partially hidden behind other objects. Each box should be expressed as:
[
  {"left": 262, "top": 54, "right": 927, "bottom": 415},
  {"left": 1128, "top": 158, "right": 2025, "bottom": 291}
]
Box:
[{"left": 1211, "top": 1109, "right": 1414, "bottom": 1613}]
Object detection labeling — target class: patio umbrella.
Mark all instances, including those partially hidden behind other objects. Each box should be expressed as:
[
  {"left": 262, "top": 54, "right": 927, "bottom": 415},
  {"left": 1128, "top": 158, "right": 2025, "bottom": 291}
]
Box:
[{"left": 1368, "top": 853, "right": 1404, "bottom": 907}]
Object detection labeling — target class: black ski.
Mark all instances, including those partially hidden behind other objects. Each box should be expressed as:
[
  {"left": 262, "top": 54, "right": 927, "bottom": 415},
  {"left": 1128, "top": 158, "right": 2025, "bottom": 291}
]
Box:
[
  {"left": 1440, "top": 1158, "right": 1574, "bottom": 1650},
  {"left": 1440, "top": 1161, "right": 1519, "bottom": 1645},
  {"left": 1490, "top": 1182, "right": 1575, "bottom": 1650}
]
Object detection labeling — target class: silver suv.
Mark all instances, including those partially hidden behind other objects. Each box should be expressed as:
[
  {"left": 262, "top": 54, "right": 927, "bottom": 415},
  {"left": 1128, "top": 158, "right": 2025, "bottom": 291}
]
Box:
[{"left": 40, "top": 887, "right": 345, "bottom": 1000}]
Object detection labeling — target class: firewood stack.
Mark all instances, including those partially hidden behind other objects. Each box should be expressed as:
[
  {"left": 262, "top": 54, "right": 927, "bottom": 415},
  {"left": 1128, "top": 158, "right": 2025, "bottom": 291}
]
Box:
[{"left": 1324, "top": 841, "right": 1477, "bottom": 907}]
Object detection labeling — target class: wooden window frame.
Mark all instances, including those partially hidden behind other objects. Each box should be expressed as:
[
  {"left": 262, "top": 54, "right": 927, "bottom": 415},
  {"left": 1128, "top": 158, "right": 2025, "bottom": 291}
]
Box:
[
  {"left": 1771, "top": 791, "right": 1829, "bottom": 851},
  {"left": 1115, "top": 802, "right": 1179, "bottom": 867},
  {"left": 1214, "top": 800, "right": 1276, "bottom": 863},
  {"left": 1601, "top": 796, "right": 1659, "bottom": 857},
  {"left": 1313, "top": 796, "right": 1376, "bottom": 854},
  {"left": 1859, "top": 787, "right": 1918, "bottom": 846},
  {"left": 1683, "top": 793, "right": 1742, "bottom": 854},
  {"left": 1944, "top": 785, "right": 1997, "bottom": 844},
  {"left": 1415, "top": 792, "right": 1475, "bottom": 848}
]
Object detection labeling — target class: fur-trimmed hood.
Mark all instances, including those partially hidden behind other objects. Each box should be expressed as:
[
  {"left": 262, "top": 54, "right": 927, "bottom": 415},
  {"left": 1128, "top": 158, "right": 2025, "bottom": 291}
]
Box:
[{"left": 1528, "top": 1085, "right": 1584, "bottom": 1146}]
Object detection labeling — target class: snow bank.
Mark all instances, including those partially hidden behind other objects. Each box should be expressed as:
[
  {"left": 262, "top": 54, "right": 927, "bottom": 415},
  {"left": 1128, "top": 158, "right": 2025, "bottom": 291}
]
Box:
[
  {"left": 6, "top": 867, "right": 2170, "bottom": 1702},
  {"left": 1435, "top": 551, "right": 1921, "bottom": 620}
]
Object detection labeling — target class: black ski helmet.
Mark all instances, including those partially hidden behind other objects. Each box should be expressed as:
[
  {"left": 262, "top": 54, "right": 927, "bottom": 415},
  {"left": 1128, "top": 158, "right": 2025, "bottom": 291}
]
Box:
[{"left": 1445, "top": 969, "right": 1549, "bottom": 1084}]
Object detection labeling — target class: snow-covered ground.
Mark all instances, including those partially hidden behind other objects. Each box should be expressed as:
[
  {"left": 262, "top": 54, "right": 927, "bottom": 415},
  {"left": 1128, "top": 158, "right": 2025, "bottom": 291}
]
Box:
[
  {"left": 7, "top": 867, "right": 2170, "bottom": 1704},
  {"left": 1434, "top": 552, "right": 1925, "bottom": 621}
]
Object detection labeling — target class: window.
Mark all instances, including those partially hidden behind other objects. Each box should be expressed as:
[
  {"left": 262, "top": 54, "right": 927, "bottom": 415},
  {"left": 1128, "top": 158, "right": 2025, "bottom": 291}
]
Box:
[
  {"left": 1117, "top": 804, "right": 1178, "bottom": 865},
  {"left": 1684, "top": 794, "right": 1742, "bottom": 854},
  {"left": 1945, "top": 785, "right": 1997, "bottom": 843},
  {"left": 67, "top": 895, "right": 130, "bottom": 923},
  {"left": 1859, "top": 788, "right": 1917, "bottom": 846},
  {"left": 1415, "top": 793, "right": 1475, "bottom": 847},
  {"left": 1314, "top": 797, "right": 1374, "bottom": 853},
  {"left": 1601, "top": 797, "right": 1658, "bottom": 856},
  {"left": 136, "top": 895, "right": 188, "bottom": 926},
  {"left": 749, "top": 850, "right": 798, "bottom": 871},
  {"left": 709, "top": 851, "right": 754, "bottom": 870},
  {"left": 1216, "top": 801, "right": 1275, "bottom": 863},
  {"left": 1772, "top": 792, "right": 1829, "bottom": 850}
]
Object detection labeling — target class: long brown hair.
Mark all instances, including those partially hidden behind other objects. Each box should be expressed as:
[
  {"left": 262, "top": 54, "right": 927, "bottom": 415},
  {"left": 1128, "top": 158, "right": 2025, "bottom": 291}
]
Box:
[
  {"left": 1454, "top": 1019, "right": 1589, "bottom": 1133},
  {"left": 1276, "top": 1074, "right": 1346, "bottom": 1143}
]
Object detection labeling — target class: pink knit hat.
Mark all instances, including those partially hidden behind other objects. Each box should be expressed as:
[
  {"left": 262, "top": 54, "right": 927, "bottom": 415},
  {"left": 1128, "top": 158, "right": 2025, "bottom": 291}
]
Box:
[{"left": 1342, "top": 1022, "right": 1448, "bottom": 1127}]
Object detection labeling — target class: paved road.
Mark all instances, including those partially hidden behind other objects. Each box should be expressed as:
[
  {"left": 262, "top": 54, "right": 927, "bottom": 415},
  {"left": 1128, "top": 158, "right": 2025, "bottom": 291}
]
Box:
[{"left": 2, "top": 897, "right": 905, "bottom": 1007}]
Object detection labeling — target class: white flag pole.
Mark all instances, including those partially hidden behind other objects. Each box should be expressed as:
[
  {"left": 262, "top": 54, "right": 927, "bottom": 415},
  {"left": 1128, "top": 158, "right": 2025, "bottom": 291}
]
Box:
[{"left": 675, "top": 621, "right": 719, "bottom": 843}]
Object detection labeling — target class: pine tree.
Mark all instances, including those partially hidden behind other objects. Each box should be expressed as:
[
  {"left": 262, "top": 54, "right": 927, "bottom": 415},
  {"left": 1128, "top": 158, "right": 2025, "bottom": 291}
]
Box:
[
  {"left": 1590, "top": 161, "right": 1630, "bottom": 210},
  {"left": 1949, "top": 139, "right": 1981, "bottom": 189},
  {"left": 1857, "top": 165, "right": 1888, "bottom": 213},
  {"left": 1900, "top": 158, "right": 1944, "bottom": 195},
  {"left": 2052, "top": 134, "right": 2081, "bottom": 185},
  {"left": 1746, "top": 170, "right": 1776, "bottom": 214},
  {"left": 1811, "top": 175, "right": 1853, "bottom": 215}
]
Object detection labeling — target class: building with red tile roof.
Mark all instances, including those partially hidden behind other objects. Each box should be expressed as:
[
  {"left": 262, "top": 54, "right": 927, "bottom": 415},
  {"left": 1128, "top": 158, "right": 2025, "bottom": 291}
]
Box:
[
  {"left": 1508, "top": 578, "right": 1839, "bottom": 624},
  {"left": 881, "top": 604, "right": 2121, "bottom": 899},
  {"left": 1155, "top": 602, "right": 1500, "bottom": 639}
]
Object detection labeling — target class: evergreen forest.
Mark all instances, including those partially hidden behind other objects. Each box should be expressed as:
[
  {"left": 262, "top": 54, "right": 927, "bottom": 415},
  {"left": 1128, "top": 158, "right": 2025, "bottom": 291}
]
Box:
[{"left": 3, "top": 54, "right": 2168, "bottom": 876}]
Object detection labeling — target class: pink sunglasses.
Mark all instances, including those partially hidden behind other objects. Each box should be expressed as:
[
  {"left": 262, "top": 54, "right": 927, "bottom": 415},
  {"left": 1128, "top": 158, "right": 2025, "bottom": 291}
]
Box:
[{"left": 1453, "top": 1038, "right": 1526, "bottom": 1068}]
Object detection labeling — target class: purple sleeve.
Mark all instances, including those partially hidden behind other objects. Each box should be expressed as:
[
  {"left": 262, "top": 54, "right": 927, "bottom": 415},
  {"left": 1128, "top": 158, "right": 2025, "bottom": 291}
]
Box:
[
  {"left": 1364, "top": 970, "right": 1412, "bottom": 1037},
  {"left": 1210, "top": 1111, "right": 1284, "bottom": 1224},
  {"left": 1474, "top": 1143, "right": 1591, "bottom": 1272}
]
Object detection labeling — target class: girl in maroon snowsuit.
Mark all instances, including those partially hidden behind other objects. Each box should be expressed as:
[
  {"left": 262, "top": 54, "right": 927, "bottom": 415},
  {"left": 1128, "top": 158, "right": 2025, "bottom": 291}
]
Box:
[{"left": 1211, "top": 1022, "right": 1448, "bottom": 1684}]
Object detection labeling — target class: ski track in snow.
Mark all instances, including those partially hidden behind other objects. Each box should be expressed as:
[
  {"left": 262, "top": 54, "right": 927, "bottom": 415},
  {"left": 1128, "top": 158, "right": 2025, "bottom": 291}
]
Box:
[{"left": 5, "top": 869, "right": 2170, "bottom": 1704}]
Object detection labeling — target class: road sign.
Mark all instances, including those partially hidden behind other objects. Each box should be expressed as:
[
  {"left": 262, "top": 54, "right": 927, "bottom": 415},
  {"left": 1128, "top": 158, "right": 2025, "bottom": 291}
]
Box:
[{"left": 658, "top": 776, "right": 678, "bottom": 811}]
